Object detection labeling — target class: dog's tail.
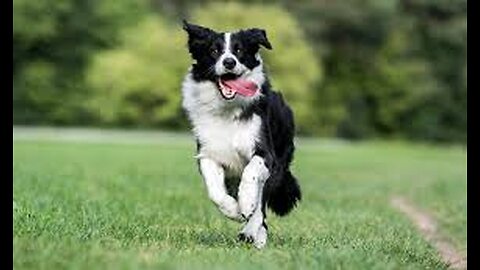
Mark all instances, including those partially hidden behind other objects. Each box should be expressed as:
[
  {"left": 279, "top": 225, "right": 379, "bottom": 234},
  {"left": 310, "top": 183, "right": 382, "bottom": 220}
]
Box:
[{"left": 264, "top": 170, "right": 301, "bottom": 216}]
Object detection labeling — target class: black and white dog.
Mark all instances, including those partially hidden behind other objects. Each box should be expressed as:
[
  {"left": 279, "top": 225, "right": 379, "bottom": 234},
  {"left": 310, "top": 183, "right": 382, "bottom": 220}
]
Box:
[{"left": 181, "top": 21, "right": 301, "bottom": 248}]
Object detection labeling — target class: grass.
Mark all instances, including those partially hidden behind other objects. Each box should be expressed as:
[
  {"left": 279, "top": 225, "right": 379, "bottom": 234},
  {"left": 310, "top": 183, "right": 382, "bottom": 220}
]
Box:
[{"left": 13, "top": 128, "right": 466, "bottom": 269}]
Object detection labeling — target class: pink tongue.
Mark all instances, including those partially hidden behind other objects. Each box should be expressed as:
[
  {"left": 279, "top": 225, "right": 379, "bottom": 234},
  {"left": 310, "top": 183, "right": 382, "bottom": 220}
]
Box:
[{"left": 221, "top": 79, "right": 258, "bottom": 97}]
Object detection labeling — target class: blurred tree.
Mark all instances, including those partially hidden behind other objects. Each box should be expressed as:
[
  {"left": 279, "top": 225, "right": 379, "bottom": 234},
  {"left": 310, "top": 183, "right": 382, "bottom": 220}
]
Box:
[
  {"left": 13, "top": 0, "right": 466, "bottom": 143},
  {"left": 287, "top": 0, "right": 466, "bottom": 142},
  {"left": 190, "top": 2, "right": 323, "bottom": 134},
  {"left": 86, "top": 16, "right": 189, "bottom": 128},
  {"left": 290, "top": 0, "right": 399, "bottom": 138},
  {"left": 399, "top": 0, "right": 467, "bottom": 142},
  {"left": 13, "top": 0, "right": 149, "bottom": 124}
]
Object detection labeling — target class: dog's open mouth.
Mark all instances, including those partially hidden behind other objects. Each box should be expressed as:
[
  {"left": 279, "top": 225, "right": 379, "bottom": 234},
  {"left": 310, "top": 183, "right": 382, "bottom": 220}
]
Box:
[{"left": 217, "top": 73, "right": 259, "bottom": 100}]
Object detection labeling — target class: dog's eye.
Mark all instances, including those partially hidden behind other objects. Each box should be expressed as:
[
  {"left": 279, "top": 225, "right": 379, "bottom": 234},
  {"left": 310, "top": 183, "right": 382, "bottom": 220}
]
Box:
[
  {"left": 235, "top": 48, "right": 241, "bottom": 54},
  {"left": 211, "top": 48, "right": 219, "bottom": 55}
]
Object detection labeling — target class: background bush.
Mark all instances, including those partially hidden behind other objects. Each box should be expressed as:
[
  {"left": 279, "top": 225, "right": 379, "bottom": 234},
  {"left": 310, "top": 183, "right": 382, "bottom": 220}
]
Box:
[
  {"left": 86, "top": 16, "right": 189, "bottom": 128},
  {"left": 13, "top": 0, "right": 466, "bottom": 143}
]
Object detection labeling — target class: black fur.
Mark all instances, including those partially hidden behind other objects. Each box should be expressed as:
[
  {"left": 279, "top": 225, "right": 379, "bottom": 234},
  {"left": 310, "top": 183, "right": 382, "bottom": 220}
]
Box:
[
  {"left": 183, "top": 21, "right": 301, "bottom": 217},
  {"left": 183, "top": 20, "right": 272, "bottom": 82},
  {"left": 183, "top": 20, "right": 225, "bottom": 81},
  {"left": 230, "top": 29, "right": 272, "bottom": 70},
  {"left": 250, "top": 82, "right": 302, "bottom": 216}
]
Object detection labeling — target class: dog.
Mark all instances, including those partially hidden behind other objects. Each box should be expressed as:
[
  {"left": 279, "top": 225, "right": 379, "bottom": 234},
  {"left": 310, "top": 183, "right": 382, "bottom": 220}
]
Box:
[{"left": 181, "top": 20, "right": 301, "bottom": 248}]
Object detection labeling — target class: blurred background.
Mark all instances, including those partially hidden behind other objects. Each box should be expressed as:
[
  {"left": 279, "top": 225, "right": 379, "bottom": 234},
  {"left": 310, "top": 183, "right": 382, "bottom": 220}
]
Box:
[{"left": 13, "top": 0, "right": 467, "bottom": 143}]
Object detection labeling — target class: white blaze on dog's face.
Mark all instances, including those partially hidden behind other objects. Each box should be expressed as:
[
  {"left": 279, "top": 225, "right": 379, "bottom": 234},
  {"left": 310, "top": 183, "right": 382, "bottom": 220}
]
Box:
[
  {"left": 183, "top": 21, "right": 272, "bottom": 102},
  {"left": 215, "top": 33, "right": 243, "bottom": 78}
]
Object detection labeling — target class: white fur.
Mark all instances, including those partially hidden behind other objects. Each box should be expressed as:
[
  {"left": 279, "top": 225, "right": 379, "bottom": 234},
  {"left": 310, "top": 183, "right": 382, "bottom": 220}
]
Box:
[
  {"left": 182, "top": 75, "right": 262, "bottom": 175},
  {"left": 238, "top": 155, "right": 270, "bottom": 218},
  {"left": 238, "top": 155, "right": 269, "bottom": 248},
  {"left": 215, "top": 32, "right": 249, "bottom": 77},
  {"left": 240, "top": 195, "right": 268, "bottom": 248},
  {"left": 181, "top": 73, "right": 264, "bottom": 222},
  {"left": 199, "top": 158, "right": 243, "bottom": 221},
  {"left": 181, "top": 61, "right": 266, "bottom": 176},
  {"left": 182, "top": 35, "right": 271, "bottom": 248}
]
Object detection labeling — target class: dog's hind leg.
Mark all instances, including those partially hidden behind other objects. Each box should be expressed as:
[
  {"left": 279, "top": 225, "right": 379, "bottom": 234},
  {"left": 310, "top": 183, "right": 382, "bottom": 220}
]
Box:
[{"left": 199, "top": 158, "right": 244, "bottom": 222}]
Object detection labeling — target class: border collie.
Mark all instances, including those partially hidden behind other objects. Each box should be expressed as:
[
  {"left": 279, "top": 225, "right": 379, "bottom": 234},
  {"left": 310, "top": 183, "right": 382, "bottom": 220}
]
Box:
[{"left": 181, "top": 21, "right": 301, "bottom": 248}]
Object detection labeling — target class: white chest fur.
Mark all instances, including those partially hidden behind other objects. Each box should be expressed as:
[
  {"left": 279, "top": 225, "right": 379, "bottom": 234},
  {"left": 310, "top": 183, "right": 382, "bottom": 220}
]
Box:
[
  {"left": 194, "top": 114, "right": 261, "bottom": 176},
  {"left": 182, "top": 73, "right": 262, "bottom": 176}
]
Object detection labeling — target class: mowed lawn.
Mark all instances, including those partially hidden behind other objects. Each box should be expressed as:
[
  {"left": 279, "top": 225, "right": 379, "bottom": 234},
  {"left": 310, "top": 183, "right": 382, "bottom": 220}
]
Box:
[{"left": 13, "top": 128, "right": 466, "bottom": 270}]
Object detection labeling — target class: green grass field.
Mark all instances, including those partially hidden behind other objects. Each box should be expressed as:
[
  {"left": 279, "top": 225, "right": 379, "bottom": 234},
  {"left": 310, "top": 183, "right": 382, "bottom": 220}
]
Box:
[{"left": 13, "top": 128, "right": 466, "bottom": 270}]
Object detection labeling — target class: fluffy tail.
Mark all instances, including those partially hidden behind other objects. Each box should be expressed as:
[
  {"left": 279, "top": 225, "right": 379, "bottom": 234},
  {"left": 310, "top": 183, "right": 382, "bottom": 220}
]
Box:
[{"left": 264, "top": 170, "right": 301, "bottom": 216}]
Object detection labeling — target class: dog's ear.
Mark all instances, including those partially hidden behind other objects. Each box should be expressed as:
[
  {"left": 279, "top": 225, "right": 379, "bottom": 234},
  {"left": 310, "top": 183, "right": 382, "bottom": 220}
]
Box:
[
  {"left": 243, "top": 28, "right": 272, "bottom": 50},
  {"left": 182, "top": 20, "right": 217, "bottom": 58},
  {"left": 182, "top": 20, "right": 216, "bottom": 40}
]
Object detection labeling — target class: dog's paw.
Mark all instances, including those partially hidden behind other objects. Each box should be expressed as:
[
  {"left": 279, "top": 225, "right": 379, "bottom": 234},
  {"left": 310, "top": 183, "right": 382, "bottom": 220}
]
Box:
[
  {"left": 237, "top": 232, "right": 254, "bottom": 243},
  {"left": 253, "top": 226, "right": 267, "bottom": 249},
  {"left": 253, "top": 225, "right": 267, "bottom": 249},
  {"left": 218, "top": 196, "right": 244, "bottom": 222},
  {"left": 237, "top": 224, "right": 268, "bottom": 249}
]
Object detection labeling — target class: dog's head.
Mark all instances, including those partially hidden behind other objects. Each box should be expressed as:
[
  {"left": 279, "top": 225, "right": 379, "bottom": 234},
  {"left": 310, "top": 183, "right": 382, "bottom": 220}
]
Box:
[{"left": 183, "top": 20, "right": 272, "bottom": 100}]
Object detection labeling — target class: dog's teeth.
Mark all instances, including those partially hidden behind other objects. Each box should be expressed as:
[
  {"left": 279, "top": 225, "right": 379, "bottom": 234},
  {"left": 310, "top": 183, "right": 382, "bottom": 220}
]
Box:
[
  {"left": 223, "top": 88, "right": 234, "bottom": 98},
  {"left": 218, "top": 81, "right": 235, "bottom": 99}
]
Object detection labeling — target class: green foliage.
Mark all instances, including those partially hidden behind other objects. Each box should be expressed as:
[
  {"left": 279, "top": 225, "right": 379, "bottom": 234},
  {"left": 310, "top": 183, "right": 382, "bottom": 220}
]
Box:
[
  {"left": 191, "top": 2, "right": 323, "bottom": 134},
  {"left": 13, "top": 0, "right": 149, "bottom": 124},
  {"left": 14, "top": 61, "right": 57, "bottom": 123},
  {"left": 403, "top": 0, "right": 467, "bottom": 142},
  {"left": 86, "top": 16, "right": 189, "bottom": 128},
  {"left": 13, "top": 0, "right": 466, "bottom": 143},
  {"left": 289, "top": 0, "right": 466, "bottom": 142},
  {"left": 13, "top": 1, "right": 69, "bottom": 42}
]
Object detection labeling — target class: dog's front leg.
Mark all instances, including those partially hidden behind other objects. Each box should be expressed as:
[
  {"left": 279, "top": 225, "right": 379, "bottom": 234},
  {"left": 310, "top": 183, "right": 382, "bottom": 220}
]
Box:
[
  {"left": 238, "top": 181, "right": 268, "bottom": 248},
  {"left": 199, "top": 158, "right": 244, "bottom": 222},
  {"left": 237, "top": 155, "right": 270, "bottom": 248},
  {"left": 238, "top": 155, "right": 270, "bottom": 220}
]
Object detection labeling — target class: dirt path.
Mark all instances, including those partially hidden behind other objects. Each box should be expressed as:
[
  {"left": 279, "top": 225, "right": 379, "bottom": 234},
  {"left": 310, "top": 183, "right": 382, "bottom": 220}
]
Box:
[{"left": 390, "top": 196, "right": 466, "bottom": 269}]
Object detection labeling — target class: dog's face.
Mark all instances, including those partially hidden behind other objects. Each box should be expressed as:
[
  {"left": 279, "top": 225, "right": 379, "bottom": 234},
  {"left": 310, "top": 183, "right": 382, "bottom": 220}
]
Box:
[{"left": 183, "top": 21, "right": 272, "bottom": 100}]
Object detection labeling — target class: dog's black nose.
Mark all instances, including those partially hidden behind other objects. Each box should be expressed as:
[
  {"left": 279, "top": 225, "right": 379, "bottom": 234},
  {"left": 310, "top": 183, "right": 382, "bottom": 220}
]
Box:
[{"left": 223, "top": 57, "right": 237, "bottom": 70}]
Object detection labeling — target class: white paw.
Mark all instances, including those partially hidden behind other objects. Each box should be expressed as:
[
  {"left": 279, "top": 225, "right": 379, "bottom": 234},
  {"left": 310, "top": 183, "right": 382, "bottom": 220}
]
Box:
[
  {"left": 253, "top": 225, "right": 267, "bottom": 249},
  {"left": 218, "top": 196, "right": 244, "bottom": 222},
  {"left": 238, "top": 224, "right": 268, "bottom": 249}
]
